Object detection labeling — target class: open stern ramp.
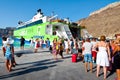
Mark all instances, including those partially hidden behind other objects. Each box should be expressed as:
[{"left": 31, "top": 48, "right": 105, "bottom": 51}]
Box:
[{"left": 52, "top": 23, "right": 73, "bottom": 39}]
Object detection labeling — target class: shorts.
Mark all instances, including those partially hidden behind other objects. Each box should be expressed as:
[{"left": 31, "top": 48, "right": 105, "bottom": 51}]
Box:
[
  {"left": 5, "top": 53, "right": 12, "bottom": 60},
  {"left": 92, "top": 51, "right": 97, "bottom": 58},
  {"left": 84, "top": 54, "right": 92, "bottom": 62}
]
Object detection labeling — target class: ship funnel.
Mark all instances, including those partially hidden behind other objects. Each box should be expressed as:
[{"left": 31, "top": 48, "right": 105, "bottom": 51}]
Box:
[
  {"left": 37, "top": 9, "right": 41, "bottom": 13},
  {"left": 37, "top": 9, "right": 43, "bottom": 16}
]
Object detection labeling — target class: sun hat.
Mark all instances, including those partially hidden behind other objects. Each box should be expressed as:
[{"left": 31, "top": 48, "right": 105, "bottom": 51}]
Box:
[{"left": 6, "top": 37, "right": 14, "bottom": 44}]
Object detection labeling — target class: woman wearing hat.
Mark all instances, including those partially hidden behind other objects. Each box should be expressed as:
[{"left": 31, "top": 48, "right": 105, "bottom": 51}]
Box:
[
  {"left": 7, "top": 37, "right": 17, "bottom": 67},
  {"left": 4, "top": 42, "right": 13, "bottom": 72}
]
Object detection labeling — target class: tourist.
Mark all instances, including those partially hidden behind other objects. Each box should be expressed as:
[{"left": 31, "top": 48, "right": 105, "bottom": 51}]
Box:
[
  {"left": 64, "top": 39, "right": 70, "bottom": 54},
  {"left": 4, "top": 42, "right": 13, "bottom": 72},
  {"left": 58, "top": 43, "right": 64, "bottom": 59},
  {"left": 112, "top": 38, "right": 120, "bottom": 80},
  {"left": 94, "top": 35, "right": 111, "bottom": 80},
  {"left": 30, "top": 37, "right": 34, "bottom": 48},
  {"left": 72, "top": 39, "right": 78, "bottom": 54},
  {"left": 81, "top": 39, "right": 85, "bottom": 62},
  {"left": 49, "top": 41, "right": 53, "bottom": 53},
  {"left": 110, "top": 40, "right": 116, "bottom": 72},
  {"left": 91, "top": 38, "right": 97, "bottom": 63},
  {"left": 2, "top": 36, "right": 7, "bottom": 56},
  {"left": 69, "top": 38, "right": 74, "bottom": 54},
  {"left": 52, "top": 38, "right": 58, "bottom": 60},
  {"left": 7, "top": 37, "right": 17, "bottom": 67},
  {"left": 34, "top": 38, "right": 40, "bottom": 53},
  {"left": 20, "top": 36, "right": 25, "bottom": 50},
  {"left": 82, "top": 38, "right": 93, "bottom": 72},
  {"left": 106, "top": 40, "right": 113, "bottom": 71},
  {"left": 77, "top": 39, "right": 83, "bottom": 59},
  {"left": 46, "top": 38, "right": 50, "bottom": 48},
  {"left": 40, "top": 38, "right": 44, "bottom": 48}
]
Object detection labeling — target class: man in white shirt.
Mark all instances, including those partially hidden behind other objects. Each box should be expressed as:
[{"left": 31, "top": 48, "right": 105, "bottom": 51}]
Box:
[{"left": 82, "top": 38, "right": 93, "bottom": 72}]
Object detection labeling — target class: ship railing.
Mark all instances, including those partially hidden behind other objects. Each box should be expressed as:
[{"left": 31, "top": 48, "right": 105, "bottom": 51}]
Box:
[
  {"left": 17, "top": 19, "right": 33, "bottom": 28},
  {"left": 48, "top": 15, "right": 58, "bottom": 21}
]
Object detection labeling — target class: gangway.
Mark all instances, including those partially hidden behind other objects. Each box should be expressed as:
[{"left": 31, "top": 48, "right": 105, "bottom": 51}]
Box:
[{"left": 82, "top": 29, "right": 92, "bottom": 38}]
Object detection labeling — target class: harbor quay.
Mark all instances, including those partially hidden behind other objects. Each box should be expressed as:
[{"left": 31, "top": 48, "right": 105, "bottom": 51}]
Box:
[{"left": 0, "top": 48, "right": 116, "bottom": 80}]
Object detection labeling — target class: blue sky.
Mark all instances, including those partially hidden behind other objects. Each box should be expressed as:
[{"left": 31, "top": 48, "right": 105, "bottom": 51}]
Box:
[{"left": 0, "top": 0, "right": 118, "bottom": 28}]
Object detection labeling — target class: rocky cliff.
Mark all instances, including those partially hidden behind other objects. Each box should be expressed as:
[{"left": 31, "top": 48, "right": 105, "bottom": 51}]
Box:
[{"left": 77, "top": 2, "right": 120, "bottom": 38}]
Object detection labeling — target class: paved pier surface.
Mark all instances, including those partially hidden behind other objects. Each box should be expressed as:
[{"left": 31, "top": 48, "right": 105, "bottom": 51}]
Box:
[{"left": 0, "top": 48, "right": 116, "bottom": 80}]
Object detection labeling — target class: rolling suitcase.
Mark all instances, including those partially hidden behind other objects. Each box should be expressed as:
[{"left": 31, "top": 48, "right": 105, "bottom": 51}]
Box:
[{"left": 72, "top": 54, "right": 77, "bottom": 63}]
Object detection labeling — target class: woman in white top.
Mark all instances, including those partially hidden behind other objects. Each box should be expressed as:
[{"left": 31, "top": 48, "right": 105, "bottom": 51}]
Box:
[
  {"left": 30, "top": 37, "right": 34, "bottom": 48},
  {"left": 64, "top": 39, "right": 70, "bottom": 54},
  {"left": 95, "top": 35, "right": 111, "bottom": 80}
]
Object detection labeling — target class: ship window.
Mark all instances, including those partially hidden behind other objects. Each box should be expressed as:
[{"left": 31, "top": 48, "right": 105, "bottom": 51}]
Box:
[{"left": 16, "top": 20, "right": 43, "bottom": 30}]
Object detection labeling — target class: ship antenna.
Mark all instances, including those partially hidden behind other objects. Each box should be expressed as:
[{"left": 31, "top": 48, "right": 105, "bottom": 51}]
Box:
[{"left": 51, "top": 11, "right": 54, "bottom": 16}]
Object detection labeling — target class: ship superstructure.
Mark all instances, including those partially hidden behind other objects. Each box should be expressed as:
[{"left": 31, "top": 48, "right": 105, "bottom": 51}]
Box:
[{"left": 14, "top": 9, "right": 73, "bottom": 41}]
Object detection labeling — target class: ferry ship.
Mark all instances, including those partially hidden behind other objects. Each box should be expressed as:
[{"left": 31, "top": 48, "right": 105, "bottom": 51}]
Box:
[{"left": 14, "top": 9, "right": 80, "bottom": 41}]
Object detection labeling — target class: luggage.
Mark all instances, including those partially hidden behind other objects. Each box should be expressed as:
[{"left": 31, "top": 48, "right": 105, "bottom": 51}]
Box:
[{"left": 72, "top": 54, "right": 77, "bottom": 63}]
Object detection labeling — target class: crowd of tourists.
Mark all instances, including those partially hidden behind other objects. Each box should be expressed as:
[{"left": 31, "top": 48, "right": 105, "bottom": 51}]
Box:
[
  {"left": 29, "top": 35, "right": 120, "bottom": 80},
  {"left": 1, "top": 35, "right": 120, "bottom": 80}
]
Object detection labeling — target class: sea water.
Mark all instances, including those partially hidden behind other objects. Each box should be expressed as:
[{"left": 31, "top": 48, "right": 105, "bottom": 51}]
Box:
[{"left": 0, "top": 37, "right": 31, "bottom": 49}]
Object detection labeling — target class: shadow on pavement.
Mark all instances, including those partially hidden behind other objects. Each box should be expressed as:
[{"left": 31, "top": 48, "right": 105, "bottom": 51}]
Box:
[
  {"left": 0, "top": 59, "right": 63, "bottom": 79},
  {"left": 63, "top": 55, "right": 71, "bottom": 59},
  {"left": 14, "top": 49, "right": 50, "bottom": 57}
]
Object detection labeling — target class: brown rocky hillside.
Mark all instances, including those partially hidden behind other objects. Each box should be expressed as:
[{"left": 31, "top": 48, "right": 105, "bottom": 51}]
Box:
[{"left": 77, "top": 2, "right": 120, "bottom": 38}]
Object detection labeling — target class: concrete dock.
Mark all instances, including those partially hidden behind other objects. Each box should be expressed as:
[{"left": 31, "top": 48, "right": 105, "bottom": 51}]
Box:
[{"left": 0, "top": 48, "right": 116, "bottom": 80}]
